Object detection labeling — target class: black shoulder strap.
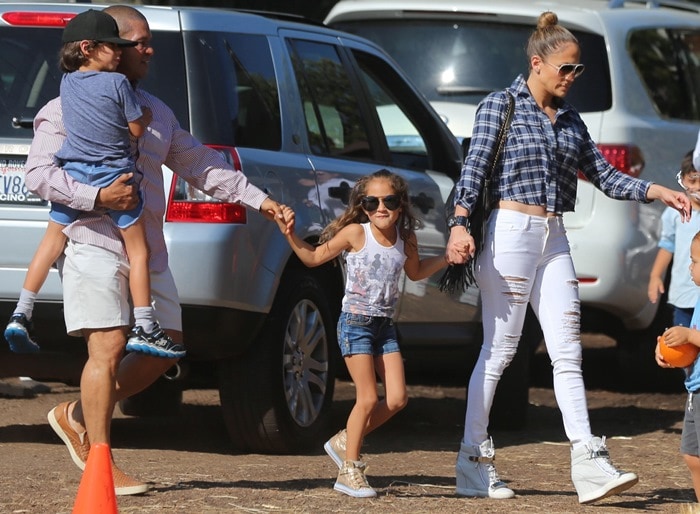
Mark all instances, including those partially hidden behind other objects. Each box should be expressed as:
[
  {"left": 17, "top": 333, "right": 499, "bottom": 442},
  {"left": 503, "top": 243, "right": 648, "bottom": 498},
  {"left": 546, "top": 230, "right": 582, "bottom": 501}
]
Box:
[{"left": 485, "top": 91, "right": 515, "bottom": 181}]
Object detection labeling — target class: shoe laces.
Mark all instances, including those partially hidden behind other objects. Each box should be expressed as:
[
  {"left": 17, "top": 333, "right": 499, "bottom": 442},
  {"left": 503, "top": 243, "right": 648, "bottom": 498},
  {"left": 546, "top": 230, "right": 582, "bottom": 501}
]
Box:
[
  {"left": 342, "top": 462, "right": 372, "bottom": 490},
  {"left": 485, "top": 461, "right": 505, "bottom": 488},
  {"left": 476, "top": 438, "right": 506, "bottom": 488},
  {"left": 587, "top": 436, "right": 620, "bottom": 475},
  {"left": 10, "top": 313, "right": 32, "bottom": 331}
]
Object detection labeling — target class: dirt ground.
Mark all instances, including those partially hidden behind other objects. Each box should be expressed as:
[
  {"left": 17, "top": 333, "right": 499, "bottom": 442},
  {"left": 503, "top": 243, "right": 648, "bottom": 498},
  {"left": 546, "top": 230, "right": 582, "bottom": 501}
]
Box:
[{"left": 1, "top": 337, "right": 699, "bottom": 514}]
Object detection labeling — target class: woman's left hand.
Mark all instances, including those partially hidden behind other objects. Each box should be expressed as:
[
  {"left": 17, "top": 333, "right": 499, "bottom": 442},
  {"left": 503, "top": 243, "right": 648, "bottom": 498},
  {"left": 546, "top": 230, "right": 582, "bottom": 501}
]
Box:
[{"left": 647, "top": 184, "right": 691, "bottom": 222}]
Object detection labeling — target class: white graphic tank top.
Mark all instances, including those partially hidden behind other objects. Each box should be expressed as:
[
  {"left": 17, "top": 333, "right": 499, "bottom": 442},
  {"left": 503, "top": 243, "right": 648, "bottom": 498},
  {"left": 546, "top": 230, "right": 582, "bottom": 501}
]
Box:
[{"left": 341, "top": 222, "right": 406, "bottom": 318}]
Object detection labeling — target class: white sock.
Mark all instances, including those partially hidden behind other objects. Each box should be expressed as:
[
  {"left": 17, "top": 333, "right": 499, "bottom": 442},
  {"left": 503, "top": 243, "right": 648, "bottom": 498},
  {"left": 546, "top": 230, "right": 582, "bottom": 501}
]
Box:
[
  {"left": 14, "top": 289, "right": 38, "bottom": 320},
  {"left": 133, "top": 306, "right": 157, "bottom": 333}
]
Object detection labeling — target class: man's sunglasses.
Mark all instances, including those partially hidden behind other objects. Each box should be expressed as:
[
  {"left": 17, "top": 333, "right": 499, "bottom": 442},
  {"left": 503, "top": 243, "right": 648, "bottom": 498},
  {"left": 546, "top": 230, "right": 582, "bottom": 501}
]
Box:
[
  {"left": 544, "top": 61, "right": 585, "bottom": 78},
  {"left": 360, "top": 194, "right": 401, "bottom": 211}
]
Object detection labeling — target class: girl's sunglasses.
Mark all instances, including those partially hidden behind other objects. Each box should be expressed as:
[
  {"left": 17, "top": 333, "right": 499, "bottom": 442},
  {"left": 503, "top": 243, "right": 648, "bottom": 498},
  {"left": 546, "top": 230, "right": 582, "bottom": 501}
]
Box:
[
  {"left": 544, "top": 61, "right": 585, "bottom": 78},
  {"left": 360, "top": 194, "right": 401, "bottom": 211}
]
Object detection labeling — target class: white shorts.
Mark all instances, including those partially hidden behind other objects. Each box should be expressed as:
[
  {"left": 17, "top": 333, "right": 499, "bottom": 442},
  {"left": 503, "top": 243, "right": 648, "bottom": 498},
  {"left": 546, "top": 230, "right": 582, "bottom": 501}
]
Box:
[{"left": 60, "top": 241, "right": 182, "bottom": 337}]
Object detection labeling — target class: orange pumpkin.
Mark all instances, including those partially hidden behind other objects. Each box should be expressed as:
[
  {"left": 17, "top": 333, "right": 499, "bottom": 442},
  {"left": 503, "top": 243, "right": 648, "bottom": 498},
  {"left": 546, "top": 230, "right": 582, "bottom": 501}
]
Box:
[{"left": 659, "top": 336, "right": 699, "bottom": 368}]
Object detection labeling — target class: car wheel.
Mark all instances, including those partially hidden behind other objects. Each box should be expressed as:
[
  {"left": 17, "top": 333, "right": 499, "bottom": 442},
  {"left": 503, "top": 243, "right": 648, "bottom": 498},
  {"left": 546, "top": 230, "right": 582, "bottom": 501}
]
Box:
[
  {"left": 218, "top": 270, "right": 337, "bottom": 453},
  {"left": 118, "top": 376, "right": 183, "bottom": 417}
]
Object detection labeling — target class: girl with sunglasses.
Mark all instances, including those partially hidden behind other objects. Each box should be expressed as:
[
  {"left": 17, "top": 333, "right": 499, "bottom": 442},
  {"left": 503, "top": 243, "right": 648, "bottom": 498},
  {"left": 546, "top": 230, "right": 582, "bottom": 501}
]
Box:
[
  {"left": 445, "top": 11, "right": 691, "bottom": 504},
  {"left": 274, "top": 169, "right": 448, "bottom": 498}
]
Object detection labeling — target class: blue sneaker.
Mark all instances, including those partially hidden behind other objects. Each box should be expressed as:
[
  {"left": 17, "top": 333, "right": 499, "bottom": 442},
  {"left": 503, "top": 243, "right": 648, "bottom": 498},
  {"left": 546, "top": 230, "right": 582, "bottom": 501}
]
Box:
[
  {"left": 125, "top": 323, "right": 186, "bottom": 358},
  {"left": 4, "top": 313, "right": 40, "bottom": 353}
]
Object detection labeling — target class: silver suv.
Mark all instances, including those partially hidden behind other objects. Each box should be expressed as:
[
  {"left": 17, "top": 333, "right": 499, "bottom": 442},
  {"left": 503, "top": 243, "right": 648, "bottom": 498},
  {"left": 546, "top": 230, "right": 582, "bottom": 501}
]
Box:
[
  {"left": 327, "top": 0, "right": 700, "bottom": 387},
  {"left": 0, "top": 3, "right": 533, "bottom": 452}
]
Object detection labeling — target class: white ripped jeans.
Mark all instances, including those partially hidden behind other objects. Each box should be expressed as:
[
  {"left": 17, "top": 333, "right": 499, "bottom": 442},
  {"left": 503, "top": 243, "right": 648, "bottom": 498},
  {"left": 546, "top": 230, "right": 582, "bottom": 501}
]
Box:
[{"left": 464, "top": 209, "right": 592, "bottom": 446}]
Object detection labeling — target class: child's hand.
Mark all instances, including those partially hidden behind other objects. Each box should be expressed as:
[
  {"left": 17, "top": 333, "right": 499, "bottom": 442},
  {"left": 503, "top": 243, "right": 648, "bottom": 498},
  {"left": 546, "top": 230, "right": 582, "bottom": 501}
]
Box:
[
  {"left": 662, "top": 326, "right": 691, "bottom": 347},
  {"left": 655, "top": 338, "right": 670, "bottom": 368},
  {"left": 446, "top": 231, "right": 471, "bottom": 264},
  {"left": 280, "top": 205, "right": 295, "bottom": 235},
  {"left": 647, "top": 276, "right": 665, "bottom": 304},
  {"left": 272, "top": 204, "right": 295, "bottom": 236},
  {"left": 259, "top": 199, "right": 294, "bottom": 236}
]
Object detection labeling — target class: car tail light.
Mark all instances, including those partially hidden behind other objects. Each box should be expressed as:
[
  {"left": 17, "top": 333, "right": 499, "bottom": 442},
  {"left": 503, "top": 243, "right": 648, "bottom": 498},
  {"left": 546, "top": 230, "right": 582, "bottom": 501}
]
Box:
[
  {"left": 578, "top": 144, "right": 645, "bottom": 181},
  {"left": 2, "top": 12, "right": 76, "bottom": 27},
  {"left": 165, "top": 145, "right": 247, "bottom": 224}
]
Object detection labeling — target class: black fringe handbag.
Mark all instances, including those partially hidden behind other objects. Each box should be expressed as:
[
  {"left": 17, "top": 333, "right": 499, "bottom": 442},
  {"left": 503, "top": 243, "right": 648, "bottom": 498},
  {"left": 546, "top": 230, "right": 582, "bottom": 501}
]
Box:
[{"left": 438, "top": 91, "right": 515, "bottom": 294}]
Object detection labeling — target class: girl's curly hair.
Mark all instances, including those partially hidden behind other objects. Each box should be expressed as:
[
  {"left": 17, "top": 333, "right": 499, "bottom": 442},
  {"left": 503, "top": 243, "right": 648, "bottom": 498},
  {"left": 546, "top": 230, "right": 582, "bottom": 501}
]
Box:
[{"left": 319, "top": 169, "right": 421, "bottom": 248}]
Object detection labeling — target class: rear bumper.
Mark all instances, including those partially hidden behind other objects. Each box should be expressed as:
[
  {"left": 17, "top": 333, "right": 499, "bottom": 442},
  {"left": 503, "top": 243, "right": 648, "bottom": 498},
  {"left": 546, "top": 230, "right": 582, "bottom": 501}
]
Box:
[{"left": 567, "top": 199, "right": 659, "bottom": 332}]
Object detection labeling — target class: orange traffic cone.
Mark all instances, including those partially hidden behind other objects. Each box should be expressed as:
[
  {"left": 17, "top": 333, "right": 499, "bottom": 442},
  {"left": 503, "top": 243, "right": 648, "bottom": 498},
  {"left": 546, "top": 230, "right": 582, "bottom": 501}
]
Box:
[{"left": 72, "top": 442, "right": 118, "bottom": 514}]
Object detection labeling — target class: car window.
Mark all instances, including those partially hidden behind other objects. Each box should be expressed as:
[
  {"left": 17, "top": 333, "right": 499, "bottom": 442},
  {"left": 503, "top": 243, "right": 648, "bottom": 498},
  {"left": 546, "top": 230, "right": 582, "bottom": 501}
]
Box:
[
  {"left": 184, "top": 32, "right": 281, "bottom": 149},
  {"left": 0, "top": 28, "right": 66, "bottom": 135},
  {"left": 629, "top": 28, "right": 700, "bottom": 121},
  {"left": 0, "top": 28, "right": 188, "bottom": 137},
  {"left": 351, "top": 50, "right": 432, "bottom": 171},
  {"left": 331, "top": 19, "right": 611, "bottom": 113},
  {"left": 288, "top": 39, "right": 374, "bottom": 160},
  {"left": 0, "top": 27, "right": 188, "bottom": 138}
]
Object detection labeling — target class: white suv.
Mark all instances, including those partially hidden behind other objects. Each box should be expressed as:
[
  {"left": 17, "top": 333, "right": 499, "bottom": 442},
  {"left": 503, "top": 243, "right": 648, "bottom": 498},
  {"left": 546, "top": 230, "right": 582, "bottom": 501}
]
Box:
[{"left": 327, "top": 0, "right": 700, "bottom": 385}]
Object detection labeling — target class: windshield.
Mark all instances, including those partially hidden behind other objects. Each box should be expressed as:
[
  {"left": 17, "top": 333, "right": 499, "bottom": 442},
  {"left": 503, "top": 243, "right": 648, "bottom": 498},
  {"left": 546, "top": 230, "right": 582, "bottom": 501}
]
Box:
[{"left": 333, "top": 19, "right": 612, "bottom": 113}]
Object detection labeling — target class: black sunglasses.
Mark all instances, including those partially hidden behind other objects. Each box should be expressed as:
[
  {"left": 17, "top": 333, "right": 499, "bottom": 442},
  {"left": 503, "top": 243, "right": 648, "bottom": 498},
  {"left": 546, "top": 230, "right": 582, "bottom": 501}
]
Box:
[{"left": 360, "top": 194, "right": 401, "bottom": 211}]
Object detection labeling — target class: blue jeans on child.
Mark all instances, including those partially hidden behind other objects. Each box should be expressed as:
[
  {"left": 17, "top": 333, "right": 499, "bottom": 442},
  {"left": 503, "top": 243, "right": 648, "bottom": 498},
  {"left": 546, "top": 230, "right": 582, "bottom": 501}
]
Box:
[
  {"left": 337, "top": 312, "right": 400, "bottom": 357},
  {"left": 50, "top": 160, "right": 143, "bottom": 228}
]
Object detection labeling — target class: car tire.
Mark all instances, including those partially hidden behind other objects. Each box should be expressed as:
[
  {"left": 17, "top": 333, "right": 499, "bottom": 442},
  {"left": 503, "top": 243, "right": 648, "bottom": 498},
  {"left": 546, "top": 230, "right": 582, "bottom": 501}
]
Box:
[
  {"left": 218, "top": 270, "right": 337, "bottom": 453},
  {"left": 118, "top": 376, "right": 183, "bottom": 417}
]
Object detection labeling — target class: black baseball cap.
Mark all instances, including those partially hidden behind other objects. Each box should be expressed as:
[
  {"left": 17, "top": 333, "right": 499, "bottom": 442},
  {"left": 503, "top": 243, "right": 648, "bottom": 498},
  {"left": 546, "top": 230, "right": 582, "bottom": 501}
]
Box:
[{"left": 62, "top": 9, "right": 137, "bottom": 47}]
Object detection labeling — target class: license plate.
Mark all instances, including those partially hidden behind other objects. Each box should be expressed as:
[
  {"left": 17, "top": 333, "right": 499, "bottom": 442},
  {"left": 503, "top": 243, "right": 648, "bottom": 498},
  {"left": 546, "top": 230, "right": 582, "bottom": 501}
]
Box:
[{"left": 0, "top": 156, "right": 45, "bottom": 205}]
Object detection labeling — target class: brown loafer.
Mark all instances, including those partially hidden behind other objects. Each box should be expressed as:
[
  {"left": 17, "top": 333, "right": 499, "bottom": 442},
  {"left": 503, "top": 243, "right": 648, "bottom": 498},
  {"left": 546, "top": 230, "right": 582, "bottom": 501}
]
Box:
[{"left": 48, "top": 401, "right": 89, "bottom": 471}]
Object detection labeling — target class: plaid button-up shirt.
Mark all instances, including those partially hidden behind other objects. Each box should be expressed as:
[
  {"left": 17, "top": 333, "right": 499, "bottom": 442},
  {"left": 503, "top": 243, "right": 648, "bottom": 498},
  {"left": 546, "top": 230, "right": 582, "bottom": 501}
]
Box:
[{"left": 454, "top": 75, "right": 650, "bottom": 214}]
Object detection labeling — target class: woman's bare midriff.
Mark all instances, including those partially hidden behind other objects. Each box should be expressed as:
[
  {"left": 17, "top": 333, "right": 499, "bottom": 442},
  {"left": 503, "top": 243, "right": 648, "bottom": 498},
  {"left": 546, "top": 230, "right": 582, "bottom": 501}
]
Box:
[{"left": 498, "top": 200, "right": 558, "bottom": 217}]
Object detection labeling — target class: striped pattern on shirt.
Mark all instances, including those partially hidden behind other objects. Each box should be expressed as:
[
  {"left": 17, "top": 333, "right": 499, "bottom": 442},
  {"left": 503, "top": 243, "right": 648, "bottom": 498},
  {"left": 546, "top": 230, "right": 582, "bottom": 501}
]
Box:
[
  {"left": 25, "top": 88, "right": 269, "bottom": 272},
  {"left": 454, "top": 75, "right": 650, "bottom": 215}
]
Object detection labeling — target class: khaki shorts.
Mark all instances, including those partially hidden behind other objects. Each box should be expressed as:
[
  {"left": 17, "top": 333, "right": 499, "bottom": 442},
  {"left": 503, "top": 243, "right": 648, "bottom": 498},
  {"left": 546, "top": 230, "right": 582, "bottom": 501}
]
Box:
[{"left": 60, "top": 241, "right": 182, "bottom": 337}]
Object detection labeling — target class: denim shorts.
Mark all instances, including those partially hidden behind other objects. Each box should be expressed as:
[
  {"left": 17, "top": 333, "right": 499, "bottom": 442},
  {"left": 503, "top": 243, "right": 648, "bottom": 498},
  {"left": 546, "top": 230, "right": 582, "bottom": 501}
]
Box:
[
  {"left": 682, "top": 391, "right": 700, "bottom": 456},
  {"left": 337, "top": 312, "right": 400, "bottom": 357}
]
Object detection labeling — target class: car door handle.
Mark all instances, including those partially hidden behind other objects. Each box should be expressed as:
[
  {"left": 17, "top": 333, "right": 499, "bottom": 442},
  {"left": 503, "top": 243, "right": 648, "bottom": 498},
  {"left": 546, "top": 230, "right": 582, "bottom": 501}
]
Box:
[
  {"left": 410, "top": 193, "right": 434, "bottom": 214},
  {"left": 12, "top": 116, "right": 34, "bottom": 129},
  {"left": 327, "top": 181, "right": 351, "bottom": 205}
]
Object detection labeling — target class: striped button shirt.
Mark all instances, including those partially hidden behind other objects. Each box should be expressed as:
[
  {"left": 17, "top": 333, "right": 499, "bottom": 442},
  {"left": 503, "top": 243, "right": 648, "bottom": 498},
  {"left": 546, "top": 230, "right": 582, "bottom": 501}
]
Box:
[
  {"left": 454, "top": 75, "right": 651, "bottom": 214},
  {"left": 24, "top": 88, "right": 269, "bottom": 273}
]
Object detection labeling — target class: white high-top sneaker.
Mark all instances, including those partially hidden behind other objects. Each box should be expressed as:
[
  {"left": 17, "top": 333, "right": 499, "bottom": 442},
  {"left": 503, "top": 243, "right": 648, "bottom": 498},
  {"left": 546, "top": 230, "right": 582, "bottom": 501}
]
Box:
[
  {"left": 571, "top": 436, "right": 638, "bottom": 504},
  {"left": 456, "top": 437, "right": 514, "bottom": 499}
]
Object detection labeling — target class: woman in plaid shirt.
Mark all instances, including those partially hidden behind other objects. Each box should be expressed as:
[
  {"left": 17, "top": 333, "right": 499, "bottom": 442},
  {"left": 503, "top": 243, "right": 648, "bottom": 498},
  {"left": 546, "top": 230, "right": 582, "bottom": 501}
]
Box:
[{"left": 446, "top": 10, "right": 691, "bottom": 504}]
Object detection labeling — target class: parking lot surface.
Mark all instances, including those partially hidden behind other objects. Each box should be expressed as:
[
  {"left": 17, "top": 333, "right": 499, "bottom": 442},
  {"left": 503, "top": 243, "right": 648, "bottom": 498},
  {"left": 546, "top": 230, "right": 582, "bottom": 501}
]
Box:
[{"left": 0, "top": 338, "right": 696, "bottom": 513}]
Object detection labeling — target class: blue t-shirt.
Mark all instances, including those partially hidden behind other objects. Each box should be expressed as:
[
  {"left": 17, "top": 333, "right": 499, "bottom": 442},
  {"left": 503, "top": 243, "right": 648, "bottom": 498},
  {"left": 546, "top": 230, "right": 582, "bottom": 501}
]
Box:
[
  {"left": 683, "top": 296, "right": 700, "bottom": 392},
  {"left": 54, "top": 71, "right": 143, "bottom": 169},
  {"left": 658, "top": 206, "right": 700, "bottom": 309}
]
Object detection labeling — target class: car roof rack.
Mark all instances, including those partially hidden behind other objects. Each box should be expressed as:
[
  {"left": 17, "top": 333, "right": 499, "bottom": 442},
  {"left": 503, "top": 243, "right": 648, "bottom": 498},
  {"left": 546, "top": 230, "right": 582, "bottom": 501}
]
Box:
[
  {"left": 233, "top": 9, "right": 325, "bottom": 27},
  {"left": 609, "top": 0, "right": 700, "bottom": 12}
]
